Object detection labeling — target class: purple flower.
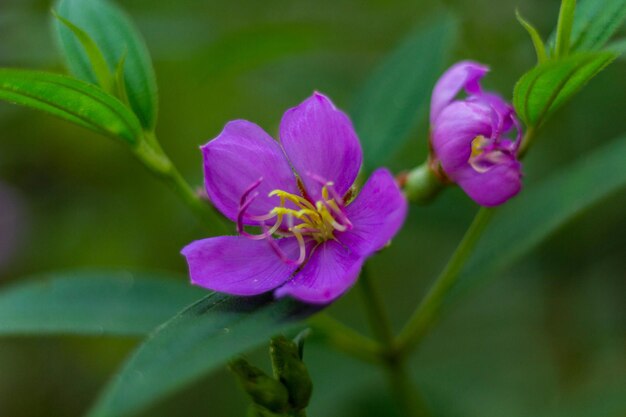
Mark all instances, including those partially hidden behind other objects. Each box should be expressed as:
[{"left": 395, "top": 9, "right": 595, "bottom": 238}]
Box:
[
  {"left": 182, "top": 93, "right": 407, "bottom": 304},
  {"left": 430, "top": 61, "right": 523, "bottom": 207}
]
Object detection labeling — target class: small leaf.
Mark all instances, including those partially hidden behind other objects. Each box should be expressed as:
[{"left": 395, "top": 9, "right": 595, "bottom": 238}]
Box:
[
  {"left": 513, "top": 51, "right": 616, "bottom": 127},
  {"left": 52, "top": 10, "right": 113, "bottom": 92},
  {"left": 453, "top": 134, "right": 626, "bottom": 297},
  {"left": 0, "top": 270, "right": 204, "bottom": 336},
  {"left": 351, "top": 15, "right": 458, "bottom": 171},
  {"left": 55, "top": 0, "right": 158, "bottom": 130},
  {"left": 86, "top": 294, "right": 314, "bottom": 417},
  {"left": 113, "top": 52, "right": 131, "bottom": 106},
  {"left": 0, "top": 69, "right": 143, "bottom": 144},
  {"left": 554, "top": 0, "right": 577, "bottom": 58},
  {"left": 516, "top": 10, "right": 548, "bottom": 64}
]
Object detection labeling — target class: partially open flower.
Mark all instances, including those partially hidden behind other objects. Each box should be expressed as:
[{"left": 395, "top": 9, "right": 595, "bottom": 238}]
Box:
[
  {"left": 182, "top": 93, "right": 407, "bottom": 304},
  {"left": 430, "top": 61, "right": 523, "bottom": 207}
]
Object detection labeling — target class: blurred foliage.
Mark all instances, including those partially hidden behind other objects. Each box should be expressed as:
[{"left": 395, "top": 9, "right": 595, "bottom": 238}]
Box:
[{"left": 0, "top": 0, "right": 624, "bottom": 416}]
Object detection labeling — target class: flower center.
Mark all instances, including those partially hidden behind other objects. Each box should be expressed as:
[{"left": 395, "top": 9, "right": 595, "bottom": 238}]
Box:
[
  {"left": 237, "top": 179, "right": 352, "bottom": 266},
  {"left": 469, "top": 135, "right": 510, "bottom": 173}
]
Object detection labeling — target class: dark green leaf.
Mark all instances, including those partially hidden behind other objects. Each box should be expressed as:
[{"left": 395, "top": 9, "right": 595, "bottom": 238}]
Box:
[
  {"left": 454, "top": 134, "right": 626, "bottom": 296},
  {"left": 570, "top": 0, "right": 626, "bottom": 52},
  {"left": 87, "top": 294, "right": 313, "bottom": 417},
  {"left": 351, "top": 15, "right": 458, "bottom": 171},
  {"left": 0, "top": 270, "right": 204, "bottom": 336},
  {"left": 0, "top": 69, "right": 143, "bottom": 144},
  {"left": 55, "top": 0, "right": 158, "bottom": 130},
  {"left": 513, "top": 51, "right": 616, "bottom": 127}
]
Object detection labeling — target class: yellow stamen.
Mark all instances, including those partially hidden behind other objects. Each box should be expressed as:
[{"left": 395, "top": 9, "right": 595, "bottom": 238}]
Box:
[
  {"left": 264, "top": 184, "right": 349, "bottom": 244},
  {"left": 471, "top": 135, "right": 488, "bottom": 158}
]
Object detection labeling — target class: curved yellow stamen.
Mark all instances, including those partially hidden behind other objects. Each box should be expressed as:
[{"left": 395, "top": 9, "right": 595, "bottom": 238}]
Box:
[
  {"left": 239, "top": 181, "right": 352, "bottom": 262},
  {"left": 289, "top": 227, "right": 307, "bottom": 265}
]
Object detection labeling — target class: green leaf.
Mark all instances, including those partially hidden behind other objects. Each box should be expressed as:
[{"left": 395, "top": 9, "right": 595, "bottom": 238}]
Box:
[
  {"left": 570, "top": 0, "right": 626, "bottom": 52},
  {"left": 0, "top": 69, "right": 143, "bottom": 144},
  {"left": 454, "top": 134, "right": 626, "bottom": 296},
  {"left": 0, "top": 270, "right": 205, "bottom": 336},
  {"left": 87, "top": 294, "right": 311, "bottom": 417},
  {"left": 516, "top": 10, "right": 548, "bottom": 64},
  {"left": 55, "top": 0, "right": 158, "bottom": 130},
  {"left": 351, "top": 15, "right": 458, "bottom": 172},
  {"left": 554, "top": 0, "right": 577, "bottom": 58},
  {"left": 513, "top": 51, "right": 616, "bottom": 127},
  {"left": 52, "top": 10, "right": 113, "bottom": 92}
]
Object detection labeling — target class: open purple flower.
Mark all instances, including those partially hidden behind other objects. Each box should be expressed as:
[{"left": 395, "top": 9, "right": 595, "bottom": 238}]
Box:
[
  {"left": 430, "top": 61, "right": 523, "bottom": 207},
  {"left": 182, "top": 92, "right": 407, "bottom": 304}
]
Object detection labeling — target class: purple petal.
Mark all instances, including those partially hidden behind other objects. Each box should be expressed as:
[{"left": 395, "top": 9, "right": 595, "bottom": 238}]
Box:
[
  {"left": 274, "top": 240, "right": 364, "bottom": 304},
  {"left": 431, "top": 100, "right": 493, "bottom": 175},
  {"left": 455, "top": 159, "right": 523, "bottom": 207},
  {"left": 339, "top": 168, "right": 408, "bottom": 256},
  {"left": 202, "top": 120, "right": 298, "bottom": 224},
  {"left": 279, "top": 92, "right": 362, "bottom": 201},
  {"left": 431, "top": 61, "right": 489, "bottom": 124},
  {"left": 469, "top": 92, "right": 516, "bottom": 135},
  {"left": 182, "top": 236, "right": 299, "bottom": 296}
]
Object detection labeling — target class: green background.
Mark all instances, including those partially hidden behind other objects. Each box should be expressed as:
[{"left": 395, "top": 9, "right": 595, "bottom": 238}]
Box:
[{"left": 0, "top": 0, "right": 624, "bottom": 416}]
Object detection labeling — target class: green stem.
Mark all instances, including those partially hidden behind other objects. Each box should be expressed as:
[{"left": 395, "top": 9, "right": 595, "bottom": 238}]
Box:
[
  {"left": 164, "top": 165, "right": 228, "bottom": 234},
  {"left": 517, "top": 125, "right": 536, "bottom": 159},
  {"left": 396, "top": 207, "right": 495, "bottom": 355},
  {"left": 358, "top": 267, "right": 431, "bottom": 417},
  {"left": 359, "top": 267, "right": 395, "bottom": 345},
  {"left": 386, "top": 361, "right": 429, "bottom": 417},
  {"left": 133, "top": 132, "right": 227, "bottom": 234}
]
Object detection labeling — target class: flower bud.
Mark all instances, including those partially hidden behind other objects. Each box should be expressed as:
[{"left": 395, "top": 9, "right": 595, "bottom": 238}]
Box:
[
  {"left": 270, "top": 335, "right": 313, "bottom": 410},
  {"left": 229, "top": 358, "right": 289, "bottom": 413},
  {"left": 429, "top": 61, "right": 523, "bottom": 207}
]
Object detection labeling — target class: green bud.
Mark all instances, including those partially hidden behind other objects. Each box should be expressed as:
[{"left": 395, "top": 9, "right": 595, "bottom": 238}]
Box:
[
  {"left": 270, "top": 335, "right": 313, "bottom": 410},
  {"left": 229, "top": 358, "right": 289, "bottom": 413}
]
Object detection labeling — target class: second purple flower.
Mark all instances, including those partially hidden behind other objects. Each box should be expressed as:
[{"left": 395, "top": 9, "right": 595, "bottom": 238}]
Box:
[
  {"left": 183, "top": 93, "right": 407, "bottom": 304},
  {"left": 429, "top": 61, "right": 523, "bottom": 207}
]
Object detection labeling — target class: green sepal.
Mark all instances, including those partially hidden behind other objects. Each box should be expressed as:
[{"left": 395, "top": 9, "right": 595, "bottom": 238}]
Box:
[
  {"left": 229, "top": 358, "right": 289, "bottom": 413},
  {"left": 270, "top": 335, "right": 313, "bottom": 410}
]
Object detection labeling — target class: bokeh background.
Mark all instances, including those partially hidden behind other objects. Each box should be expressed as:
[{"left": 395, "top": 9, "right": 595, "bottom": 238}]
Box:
[{"left": 0, "top": 0, "right": 624, "bottom": 416}]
